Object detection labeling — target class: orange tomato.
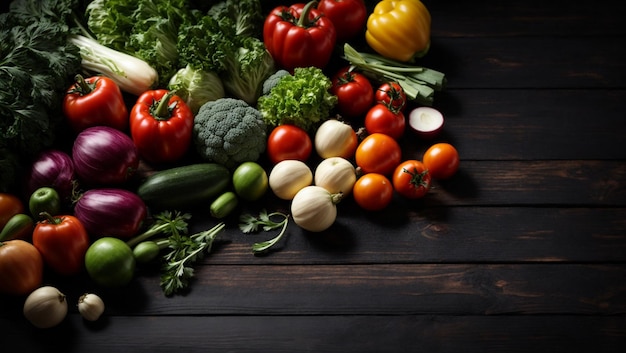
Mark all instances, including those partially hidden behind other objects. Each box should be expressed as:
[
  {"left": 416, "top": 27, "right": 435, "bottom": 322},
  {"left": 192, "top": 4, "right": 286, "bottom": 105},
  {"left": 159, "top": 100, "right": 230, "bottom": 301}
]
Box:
[
  {"left": 352, "top": 173, "right": 393, "bottom": 211},
  {"left": 0, "top": 193, "right": 24, "bottom": 230},
  {"left": 355, "top": 133, "right": 402, "bottom": 176},
  {"left": 0, "top": 240, "right": 44, "bottom": 296},
  {"left": 422, "top": 143, "right": 460, "bottom": 179}
]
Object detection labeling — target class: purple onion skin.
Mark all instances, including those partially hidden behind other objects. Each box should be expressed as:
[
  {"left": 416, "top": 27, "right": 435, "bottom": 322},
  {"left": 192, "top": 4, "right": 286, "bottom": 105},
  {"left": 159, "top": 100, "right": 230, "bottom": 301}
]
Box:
[
  {"left": 26, "top": 149, "right": 75, "bottom": 201},
  {"left": 72, "top": 126, "right": 139, "bottom": 186},
  {"left": 74, "top": 188, "right": 147, "bottom": 239}
]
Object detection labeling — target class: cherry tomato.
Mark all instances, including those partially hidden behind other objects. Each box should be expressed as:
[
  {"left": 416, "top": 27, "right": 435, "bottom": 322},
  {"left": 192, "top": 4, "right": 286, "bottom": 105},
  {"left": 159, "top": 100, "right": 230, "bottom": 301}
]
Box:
[
  {"left": 317, "top": 0, "right": 367, "bottom": 42},
  {"left": 0, "top": 240, "right": 44, "bottom": 296},
  {"left": 266, "top": 125, "right": 312, "bottom": 164},
  {"left": 364, "top": 104, "right": 406, "bottom": 140},
  {"left": 33, "top": 214, "right": 90, "bottom": 276},
  {"left": 392, "top": 160, "right": 431, "bottom": 199},
  {"left": 375, "top": 82, "right": 407, "bottom": 112},
  {"left": 352, "top": 173, "right": 393, "bottom": 211},
  {"left": 355, "top": 133, "right": 402, "bottom": 176},
  {"left": 0, "top": 193, "right": 24, "bottom": 230},
  {"left": 422, "top": 143, "right": 460, "bottom": 179},
  {"left": 330, "top": 66, "right": 374, "bottom": 119}
]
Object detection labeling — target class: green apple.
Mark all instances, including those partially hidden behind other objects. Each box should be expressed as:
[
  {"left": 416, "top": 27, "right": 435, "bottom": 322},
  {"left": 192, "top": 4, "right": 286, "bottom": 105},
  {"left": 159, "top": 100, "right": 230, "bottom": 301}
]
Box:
[{"left": 29, "top": 187, "right": 61, "bottom": 219}]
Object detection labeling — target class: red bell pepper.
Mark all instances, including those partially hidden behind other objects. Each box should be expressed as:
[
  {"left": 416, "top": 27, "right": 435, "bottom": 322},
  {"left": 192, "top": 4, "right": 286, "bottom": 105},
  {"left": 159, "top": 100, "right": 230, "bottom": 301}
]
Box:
[
  {"left": 129, "top": 89, "right": 194, "bottom": 164},
  {"left": 263, "top": 1, "right": 336, "bottom": 72},
  {"left": 32, "top": 213, "right": 90, "bottom": 276},
  {"left": 63, "top": 74, "right": 129, "bottom": 133}
]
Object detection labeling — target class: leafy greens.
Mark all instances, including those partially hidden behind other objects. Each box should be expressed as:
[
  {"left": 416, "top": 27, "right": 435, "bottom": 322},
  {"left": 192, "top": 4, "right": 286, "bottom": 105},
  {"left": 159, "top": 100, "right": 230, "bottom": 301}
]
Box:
[{"left": 0, "top": 0, "right": 83, "bottom": 192}]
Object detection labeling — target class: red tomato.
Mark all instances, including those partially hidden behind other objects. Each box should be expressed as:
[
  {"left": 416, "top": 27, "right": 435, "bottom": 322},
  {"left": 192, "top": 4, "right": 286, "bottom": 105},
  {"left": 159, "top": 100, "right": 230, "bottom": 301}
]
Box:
[
  {"left": 0, "top": 193, "right": 24, "bottom": 230},
  {"left": 352, "top": 173, "right": 393, "bottom": 211},
  {"left": 318, "top": 0, "right": 367, "bottom": 42},
  {"left": 355, "top": 133, "right": 402, "bottom": 176},
  {"left": 422, "top": 143, "right": 460, "bottom": 179},
  {"left": 392, "top": 160, "right": 431, "bottom": 199},
  {"left": 130, "top": 90, "right": 194, "bottom": 164},
  {"left": 33, "top": 214, "right": 90, "bottom": 276},
  {"left": 364, "top": 104, "right": 406, "bottom": 140},
  {"left": 375, "top": 82, "right": 407, "bottom": 112},
  {"left": 330, "top": 66, "right": 374, "bottom": 119},
  {"left": 267, "top": 125, "right": 313, "bottom": 164},
  {"left": 0, "top": 240, "right": 44, "bottom": 296}
]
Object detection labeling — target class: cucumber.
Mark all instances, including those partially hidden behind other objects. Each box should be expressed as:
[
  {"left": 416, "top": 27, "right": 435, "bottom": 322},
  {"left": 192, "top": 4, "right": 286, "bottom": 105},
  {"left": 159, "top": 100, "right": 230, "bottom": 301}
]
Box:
[
  {"left": 210, "top": 191, "right": 239, "bottom": 219},
  {"left": 137, "top": 163, "right": 230, "bottom": 210},
  {"left": 0, "top": 213, "right": 34, "bottom": 241}
]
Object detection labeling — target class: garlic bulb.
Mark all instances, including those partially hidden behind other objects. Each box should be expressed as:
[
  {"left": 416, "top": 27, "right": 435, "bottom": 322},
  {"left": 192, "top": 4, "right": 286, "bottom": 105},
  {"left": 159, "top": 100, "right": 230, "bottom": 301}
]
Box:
[
  {"left": 291, "top": 186, "right": 342, "bottom": 232},
  {"left": 314, "top": 157, "right": 357, "bottom": 195},
  {"left": 78, "top": 293, "right": 105, "bottom": 321},
  {"left": 23, "top": 286, "right": 68, "bottom": 328},
  {"left": 269, "top": 160, "right": 313, "bottom": 200}
]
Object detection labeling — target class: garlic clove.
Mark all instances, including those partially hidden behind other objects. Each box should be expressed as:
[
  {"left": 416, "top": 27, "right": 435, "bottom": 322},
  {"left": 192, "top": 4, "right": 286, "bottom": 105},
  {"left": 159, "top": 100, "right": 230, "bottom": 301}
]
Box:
[{"left": 77, "top": 293, "right": 105, "bottom": 321}]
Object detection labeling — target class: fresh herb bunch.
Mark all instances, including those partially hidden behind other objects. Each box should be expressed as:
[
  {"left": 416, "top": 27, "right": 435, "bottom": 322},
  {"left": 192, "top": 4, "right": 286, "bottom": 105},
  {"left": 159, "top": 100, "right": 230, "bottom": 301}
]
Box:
[
  {"left": 160, "top": 222, "right": 226, "bottom": 296},
  {"left": 239, "top": 209, "right": 290, "bottom": 254}
]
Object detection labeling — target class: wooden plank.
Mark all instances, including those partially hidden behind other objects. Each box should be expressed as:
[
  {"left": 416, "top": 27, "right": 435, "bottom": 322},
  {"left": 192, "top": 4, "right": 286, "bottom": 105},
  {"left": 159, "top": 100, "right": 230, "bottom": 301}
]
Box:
[
  {"left": 425, "top": 0, "right": 626, "bottom": 37},
  {"left": 419, "top": 38, "right": 626, "bottom": 89},
  {"left": 197, "top": 207, "right": 626, "bottom": 264},
  {"left": 423, "top": 89, "right": 626, "bottom": 160},
  {"left": 4, "top": 264, "right": 621, "bottom": 317},
  {"left": 3, "top": 314, "right": 625, "bottom": 353}
]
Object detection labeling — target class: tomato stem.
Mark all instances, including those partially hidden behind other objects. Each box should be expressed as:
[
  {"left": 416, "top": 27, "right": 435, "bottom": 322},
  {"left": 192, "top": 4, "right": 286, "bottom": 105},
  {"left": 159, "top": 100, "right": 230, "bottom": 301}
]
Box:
[{"left": 403, "top": 167, "right": 430, "bottom": 189}]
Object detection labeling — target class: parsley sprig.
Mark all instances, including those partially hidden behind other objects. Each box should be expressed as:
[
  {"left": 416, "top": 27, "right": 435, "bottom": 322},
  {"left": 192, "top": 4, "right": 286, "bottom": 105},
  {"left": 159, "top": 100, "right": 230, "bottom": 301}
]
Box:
[
  {"left": 160, "top": 222, "right": 226, "bottom": 296},
  {"left": 239, "top": 209, "right": 289, "bottom": 254}
]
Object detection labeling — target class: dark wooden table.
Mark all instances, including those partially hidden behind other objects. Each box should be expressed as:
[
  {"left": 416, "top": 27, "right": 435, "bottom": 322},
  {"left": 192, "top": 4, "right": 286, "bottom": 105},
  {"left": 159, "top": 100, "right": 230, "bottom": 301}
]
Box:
[{"left": 2, "top": 0, "right": 625, "bottom": 352}]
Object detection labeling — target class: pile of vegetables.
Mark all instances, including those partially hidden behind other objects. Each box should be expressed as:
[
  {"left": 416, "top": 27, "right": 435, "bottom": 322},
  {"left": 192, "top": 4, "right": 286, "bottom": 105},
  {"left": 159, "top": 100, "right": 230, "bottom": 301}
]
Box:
[{"left": 0, "top": 0, "right": 464, "bottom": 329}]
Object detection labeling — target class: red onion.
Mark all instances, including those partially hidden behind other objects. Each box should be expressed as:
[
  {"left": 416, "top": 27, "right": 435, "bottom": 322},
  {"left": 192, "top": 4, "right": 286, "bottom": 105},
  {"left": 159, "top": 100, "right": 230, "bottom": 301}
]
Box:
[
  {"left": 74, "top": 188, "right": 147, "bottom": 239},
  {"left": 72, "top": 126, "right": 139, "bottom": 185},
  {"left": 26, "top": 149, "right": 75, "bottom": 201}
]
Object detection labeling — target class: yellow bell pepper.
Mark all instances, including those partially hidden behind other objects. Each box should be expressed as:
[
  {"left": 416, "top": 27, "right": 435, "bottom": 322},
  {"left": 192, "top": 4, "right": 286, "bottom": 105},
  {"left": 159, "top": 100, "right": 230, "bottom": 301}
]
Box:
[{"left": 365, "top": 0, "right": 431, "bottom": 62}]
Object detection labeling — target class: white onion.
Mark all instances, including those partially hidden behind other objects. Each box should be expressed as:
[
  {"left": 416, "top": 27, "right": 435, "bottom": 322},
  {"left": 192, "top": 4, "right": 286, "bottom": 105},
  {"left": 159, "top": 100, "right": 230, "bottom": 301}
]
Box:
[
  {"left": 291, "top": 186, "right": 342, "bottom": 232},
  {"left": 269, "top": 160, "right": 313, "bottom": 200},
  {"left": 314, "top": 157, "right": 357, "bottom": 195},
  {"left": 23, "top": 286, "right": 68, "bottom": 329}
]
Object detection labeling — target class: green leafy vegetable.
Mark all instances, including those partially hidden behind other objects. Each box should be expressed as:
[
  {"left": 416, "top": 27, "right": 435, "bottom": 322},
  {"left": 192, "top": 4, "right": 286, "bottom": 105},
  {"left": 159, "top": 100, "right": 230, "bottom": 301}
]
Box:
[
  {"left": 219, "top": 36, "right": 275, "bottom": 105},
  {"left": 86, "top": 0, "right": 196, "bottom": 83},
  {"left": 207, "top": 0, "right": 263, "bottom": 38},
  {"left": 0, "top": 0, "right": 82, "bottom": 192},
  {"left": 239, "top": 209, "right": 290, "bottom": 254},
  {"left": 168, "top": 64, "right": 226, "bottom": 114},
  {"left": 342, "top": 43, "right": 446, "bottom": 106},
  {"left": 257, "top": 67, "right": 338, "bottom": 131}
]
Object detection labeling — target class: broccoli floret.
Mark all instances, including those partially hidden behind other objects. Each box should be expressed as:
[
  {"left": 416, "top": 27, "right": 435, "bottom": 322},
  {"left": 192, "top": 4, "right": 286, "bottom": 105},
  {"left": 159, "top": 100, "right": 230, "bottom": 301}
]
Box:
[
  {"left": 262, "top": 69, "right": 290, "bottom": 96},
  {"left": 193, "top": 98, "right": 267, "bottom": 169}
]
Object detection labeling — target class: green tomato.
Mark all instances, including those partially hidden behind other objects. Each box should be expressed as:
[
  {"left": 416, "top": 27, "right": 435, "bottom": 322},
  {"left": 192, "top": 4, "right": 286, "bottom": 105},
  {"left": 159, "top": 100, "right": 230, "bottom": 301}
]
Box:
[
  {"left": 232, "top": 162, "right": 268, "bottom": 201},
  {"left": 29, "top": 187, "right": 61, "bottom": 219},
  {"left": 85, "top": 237, "right": 136, "bottom": 288}
]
